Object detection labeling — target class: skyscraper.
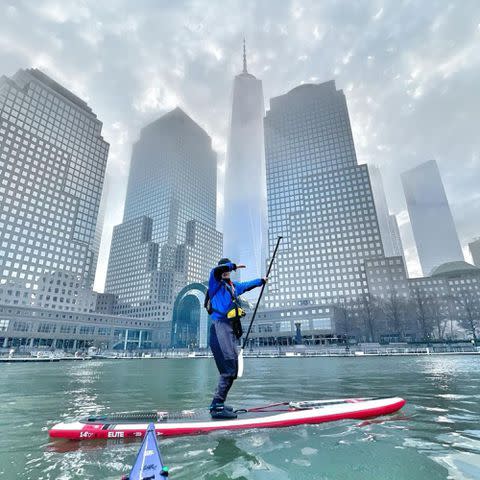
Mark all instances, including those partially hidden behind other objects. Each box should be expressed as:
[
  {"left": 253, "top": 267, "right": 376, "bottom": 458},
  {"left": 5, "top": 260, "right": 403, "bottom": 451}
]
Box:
[
  {"left": 369, "top": 165, "right": 403, "bottom": 257},
  {"left": 124, "top": 107, "right": 217, "bottom": 249},
  {"left": 175, "top": 220, "right": 223, "bottom": 285},
  {"left": 105, "top": 108, "right": 222, "bottom": 322},
  {"left": 264, "top": 81, "right": 384, "bottom": 309},
  {"left": 401, "top": 160, "right": 463, "bottom": 276},
  {"left": 0, "top": 69, "right": 109, "bottom": 296},
  {"left": 223, "top": 41, "right": 267, "bottom": 283},
  {"left": 388, "top": 214, "right": 406, "bottom": 263},
  {"left": 106, "top": 216, "right": 162, "bottom": 314},
  {"left": 468, "top": 238, "right": 480, "bottom": 267}
]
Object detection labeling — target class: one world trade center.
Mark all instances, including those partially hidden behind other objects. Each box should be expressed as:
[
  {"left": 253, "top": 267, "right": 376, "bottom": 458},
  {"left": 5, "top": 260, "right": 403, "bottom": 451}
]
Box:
[{"left": 223, "top": 41, "right": 267, "bottom": 290}]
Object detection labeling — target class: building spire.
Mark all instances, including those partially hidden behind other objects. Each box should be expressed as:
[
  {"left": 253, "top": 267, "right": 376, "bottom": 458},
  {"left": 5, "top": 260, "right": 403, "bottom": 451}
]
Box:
[{"left": 243, "top": 38, "right": 248, "bottom": 73}]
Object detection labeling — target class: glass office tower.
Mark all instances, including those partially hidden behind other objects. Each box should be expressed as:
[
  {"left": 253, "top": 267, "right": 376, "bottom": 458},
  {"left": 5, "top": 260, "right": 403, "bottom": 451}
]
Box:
[
  {"left": 223, "top": 41, "right": 267, "bottom": 283},
  {"left": 0, "top": 69, "right": 109, "bottom": 297},
  {"left": 264, "top": 81, "right": 384, "bottom": 308},
  {"left": 106, "top": 108, "right": 222, "bottom": 318},
  {"left": 369, "top": 165, "right": 403, "bottom": 257},
  {"left": 123, "top": 107, "right": 217, "bottom": 250},
  {"left": 401, "top": 160, "right": 464, "bottom": 276},
  {"left": 388, "top": 214, "right": 406, "bottom": 263}
]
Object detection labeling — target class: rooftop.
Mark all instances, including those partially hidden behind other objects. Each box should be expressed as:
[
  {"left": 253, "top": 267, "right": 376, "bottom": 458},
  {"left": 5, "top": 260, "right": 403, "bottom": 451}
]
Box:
[
  {"left": 140, "top": 107, "right": 211, "bottom": 143},
  {"left": 430, "top": 261, "right": 480, "bottom": 278},
  {"left": 27, "top": 69, "right": 93, "bottom": 114}
]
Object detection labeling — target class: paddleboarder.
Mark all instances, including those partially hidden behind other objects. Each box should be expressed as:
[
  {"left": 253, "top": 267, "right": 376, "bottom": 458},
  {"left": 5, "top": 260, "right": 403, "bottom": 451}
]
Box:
[{"left": 207, "top": 258, "right": 265, "bottom": 419}]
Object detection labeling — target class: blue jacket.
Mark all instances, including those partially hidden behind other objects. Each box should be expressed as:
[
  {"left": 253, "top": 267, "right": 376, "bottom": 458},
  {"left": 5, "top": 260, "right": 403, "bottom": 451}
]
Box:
[{"left": 208, "top": 262, "right": 263, "bottom": 322}]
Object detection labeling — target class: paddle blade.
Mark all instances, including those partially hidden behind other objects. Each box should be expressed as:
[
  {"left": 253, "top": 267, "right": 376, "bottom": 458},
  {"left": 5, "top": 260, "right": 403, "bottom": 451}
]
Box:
[{"left": 237, "top": 348, "right": 244, "bottom": 378}]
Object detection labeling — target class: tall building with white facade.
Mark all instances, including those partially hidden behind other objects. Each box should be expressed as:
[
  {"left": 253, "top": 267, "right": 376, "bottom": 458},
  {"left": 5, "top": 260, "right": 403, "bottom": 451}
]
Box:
[
  {"left": 0, "top": 69, "right": 109, "bottom": 297},
  {"left": 223, "top": 41, "right": 267, "bottom": 283},
  {"left": 105, "top": 108, "right": 222, "bottom": 327},
  {"left": 369, "top": 165, "right": 405, "bottom": 259},
  {"left": 388, "top": 214, "right": 405, "bottom": 262},
  {"left": 401, "top": 160, "right": 463, "bottom": 276},
  {"left": 264, "top": 81, "right": 384, "bottom": 310}
]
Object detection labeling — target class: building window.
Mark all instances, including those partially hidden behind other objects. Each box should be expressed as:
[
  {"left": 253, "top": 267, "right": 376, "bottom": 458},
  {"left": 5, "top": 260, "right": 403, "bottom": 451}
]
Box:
[
  {"left": 79, "top": 325, "right": 95, "bottom": 335},
  {"left": 38, "top": 322, "right": 55, "bottom": 333},
  {"left": 13, "top": 320, "right": 30, "bottom": 332},
  {"left": 98, "top": 327, "right": 111, "bottom": 336},
  {"left": 312, "top": 318, "right": 331, "bottom": 329}
]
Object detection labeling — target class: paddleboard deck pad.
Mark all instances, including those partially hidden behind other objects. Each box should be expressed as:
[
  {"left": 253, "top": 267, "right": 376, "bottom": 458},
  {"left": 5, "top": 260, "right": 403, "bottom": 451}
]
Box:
[{"left": 49, "top": 396, "right": 406, "bottom": 440}]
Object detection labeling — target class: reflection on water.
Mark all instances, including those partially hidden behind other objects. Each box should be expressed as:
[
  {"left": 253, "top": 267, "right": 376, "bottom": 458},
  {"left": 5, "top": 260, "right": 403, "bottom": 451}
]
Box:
[
  {"left": 65, "top": 362, "right": 104, "bottom": 419},
  {"left": 0, "top": 356, "right": 479, "bottom": 479}
]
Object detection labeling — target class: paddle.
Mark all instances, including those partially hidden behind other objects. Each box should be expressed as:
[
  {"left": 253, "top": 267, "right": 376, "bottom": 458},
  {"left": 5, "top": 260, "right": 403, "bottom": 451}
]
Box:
[{"left": 237, "top": 236, "right": 283, "bottom": 378}]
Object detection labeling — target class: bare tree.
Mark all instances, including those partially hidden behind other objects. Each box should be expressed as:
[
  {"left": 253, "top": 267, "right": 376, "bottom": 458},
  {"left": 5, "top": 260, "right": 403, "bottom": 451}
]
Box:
[
  {"left": 334, "top": 297, "right": 349, "bottom": 336},
  {"left": 383, "top": 291, "right": 407, "bottom": 340},
  {"left": 334, "top": 296, "right": 357, "bottom": 339},
  {"left": 454, "top": 290, "right": 480, "bottom": 343},
  {"left": 410, "top": 288, "right": 434, "bottom": 341},
  {"left": 429, "top": 294, "right": 448, "bottom": 340},
  {"left": 356, "top": 293, "right": 379, "bottom": 342}
]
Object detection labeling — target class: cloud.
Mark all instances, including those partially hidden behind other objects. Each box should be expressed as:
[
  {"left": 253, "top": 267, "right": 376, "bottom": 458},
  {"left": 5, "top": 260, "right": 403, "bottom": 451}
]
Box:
[
  {"left": 133, "top": 85, "right": 180, "bottom": 113},
  {"left": 32, "top": 1, "right": 91, "bottom": 24},
  {"left": 372, "top": 7, "right": 384, "bottom": 21}
]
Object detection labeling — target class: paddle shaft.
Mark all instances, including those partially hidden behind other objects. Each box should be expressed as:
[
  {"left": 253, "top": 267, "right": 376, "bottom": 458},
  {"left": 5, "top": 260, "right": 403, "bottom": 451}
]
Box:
[{"left": 241, "top": 236, "right": 283, "bottom": 349}]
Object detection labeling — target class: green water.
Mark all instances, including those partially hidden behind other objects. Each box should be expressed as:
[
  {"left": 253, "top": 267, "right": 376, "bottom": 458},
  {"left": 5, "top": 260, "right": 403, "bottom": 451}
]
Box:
[{"left": 1, "top": 356, "right": 480, "bottom": 479}]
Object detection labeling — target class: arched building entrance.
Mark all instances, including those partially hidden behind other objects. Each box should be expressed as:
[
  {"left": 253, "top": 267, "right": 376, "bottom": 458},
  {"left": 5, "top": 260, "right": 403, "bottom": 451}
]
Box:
[{"left": 171, "top": 283, "right": 210, "bottom": 348}]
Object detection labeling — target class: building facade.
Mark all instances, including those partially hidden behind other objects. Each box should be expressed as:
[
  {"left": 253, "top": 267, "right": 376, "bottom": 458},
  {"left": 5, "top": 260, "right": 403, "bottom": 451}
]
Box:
[
  {"left": 171, "top": 282, "right": 209, "bottom": 348},
  {"left": 364, "top": 256, "right": 410, "bottom": 300},
  {"left": 175, "top": 220, "right": 223, "bottom": 285},
  {"left": 368, "top": 165, "right": 405, "bottom": 262},
  {"left": 105, "top": 216, "right": 163, "bottom": 313},
  {"left": 123, "top": 107, "right": 217, "bottom": 255},
  {"left": 401, "top": 160, "right": 464, "bottom": 276},
  {"left": 388, "top": 214, "right": 405, "bottom": 262},
  {"left": 223, "top": 41, "right": 267, "bottom": 283},
  {"left": 0, "top": 69, "right": 109, "bottom": 296},
  {"left": 170, "top": 281, "right": 335, "bottom": 348},
  {"left": 263, "top": 81, "right": 384, "bottom": 310},
  {"left": 469, "top": 238, "right": 480, "bottom": 267},
  {"left": 247, "top": 304, "right": 334, "bottom": 346},
  {"left": 0, "top": 304, "right": 158, "bottom": 350},
  {"left": 365, "top": 257, "right": 480, "bottom": 339},
  {"left": 105, "top": 108, "right": 222, "bottom": 331},
  {"left": 33, "top": 271, "right": 97, "bottom": 313},
  {"left": 369, "top": 165, "right": 400, "bottom": 257}
]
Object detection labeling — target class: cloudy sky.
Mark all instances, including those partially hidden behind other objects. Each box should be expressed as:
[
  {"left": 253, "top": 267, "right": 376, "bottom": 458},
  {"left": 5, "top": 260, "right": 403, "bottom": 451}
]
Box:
[{"left": 1, "top": 0, "right": 479, "bottom": 290}]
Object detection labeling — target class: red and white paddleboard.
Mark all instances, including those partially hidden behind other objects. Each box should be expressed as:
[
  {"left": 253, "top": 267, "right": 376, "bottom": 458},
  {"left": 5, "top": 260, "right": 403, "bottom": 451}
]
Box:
[{"left": 49, "top": 397, "right": 405, "bottom": 440}]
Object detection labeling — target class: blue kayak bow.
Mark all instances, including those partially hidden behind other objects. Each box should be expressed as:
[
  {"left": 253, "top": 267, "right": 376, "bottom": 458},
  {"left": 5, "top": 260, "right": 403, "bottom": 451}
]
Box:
[{"left": 122, "top": 423, "right": 169, "bottom": 479}]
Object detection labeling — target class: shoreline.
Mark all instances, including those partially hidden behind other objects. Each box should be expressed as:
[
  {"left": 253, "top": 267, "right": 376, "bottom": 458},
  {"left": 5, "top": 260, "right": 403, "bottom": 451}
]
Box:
[{"left": 1, "top": 350, "right": 479, "bottom": 362}]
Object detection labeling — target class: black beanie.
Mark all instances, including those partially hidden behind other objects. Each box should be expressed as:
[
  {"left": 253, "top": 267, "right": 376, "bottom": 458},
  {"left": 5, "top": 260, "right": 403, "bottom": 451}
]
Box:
[{"left": 218, "top": 258, "right": 231, "bottom": 266}]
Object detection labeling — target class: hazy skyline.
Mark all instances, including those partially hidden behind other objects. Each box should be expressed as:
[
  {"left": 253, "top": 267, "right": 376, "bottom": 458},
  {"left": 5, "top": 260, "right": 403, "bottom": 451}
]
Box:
[{"left": 1, "top": 0, "right": 479, "bottom": 290}]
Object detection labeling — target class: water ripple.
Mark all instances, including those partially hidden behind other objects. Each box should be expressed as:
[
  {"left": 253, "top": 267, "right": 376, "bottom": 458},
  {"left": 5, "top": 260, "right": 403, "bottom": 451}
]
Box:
[{"left": 0, "top": 356, "right": 479, "bottom": 479}]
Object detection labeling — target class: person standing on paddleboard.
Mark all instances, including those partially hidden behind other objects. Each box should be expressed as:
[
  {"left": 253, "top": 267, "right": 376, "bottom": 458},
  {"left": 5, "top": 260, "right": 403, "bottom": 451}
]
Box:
[{"left": 205, "top": 258, "right": 266, "bottom": 419}]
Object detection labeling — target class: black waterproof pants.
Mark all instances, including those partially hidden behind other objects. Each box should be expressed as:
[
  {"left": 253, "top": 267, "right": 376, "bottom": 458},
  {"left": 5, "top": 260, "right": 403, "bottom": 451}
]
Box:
[{"left": 210, "top": 320, "right": 238, "bottom": 404}]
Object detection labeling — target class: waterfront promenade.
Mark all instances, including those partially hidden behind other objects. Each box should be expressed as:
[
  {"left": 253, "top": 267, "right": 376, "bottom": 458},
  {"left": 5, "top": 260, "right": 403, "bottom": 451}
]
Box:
[{"left": 1, "top": 342, "right": 478, "bottom": 362}]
